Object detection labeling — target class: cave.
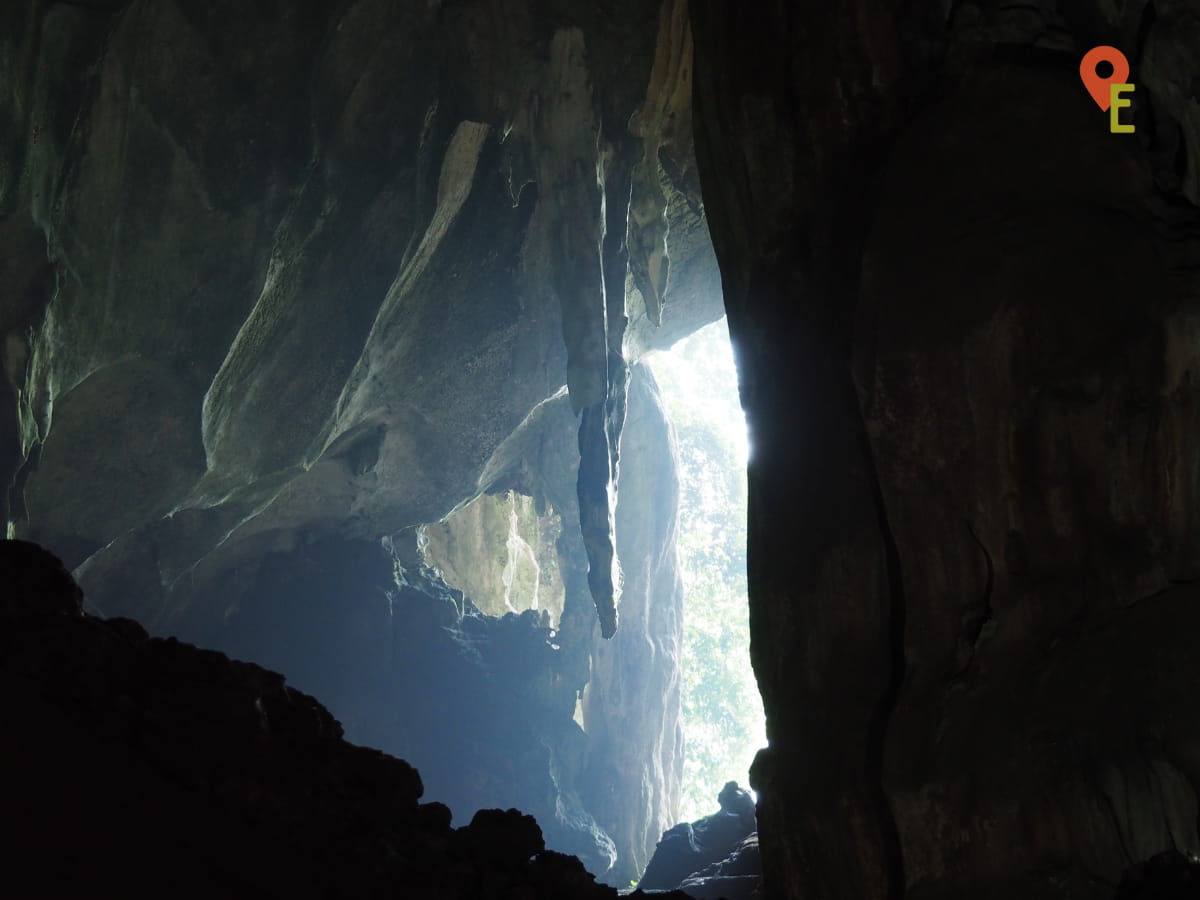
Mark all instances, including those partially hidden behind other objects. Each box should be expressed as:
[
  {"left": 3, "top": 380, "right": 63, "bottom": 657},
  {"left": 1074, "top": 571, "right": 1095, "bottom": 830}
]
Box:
[
  {"left": 4, "top": 1, "right": 1200, "bottom": 899},
  {"left": 648, "top": 318, "right": 764, "bottom": 827}
]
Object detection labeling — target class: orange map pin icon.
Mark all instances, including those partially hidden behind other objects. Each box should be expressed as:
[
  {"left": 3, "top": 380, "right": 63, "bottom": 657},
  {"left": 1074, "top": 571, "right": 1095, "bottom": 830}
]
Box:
[{"left": 1080, "top": 46, "right": 1130, "bottom": 111}]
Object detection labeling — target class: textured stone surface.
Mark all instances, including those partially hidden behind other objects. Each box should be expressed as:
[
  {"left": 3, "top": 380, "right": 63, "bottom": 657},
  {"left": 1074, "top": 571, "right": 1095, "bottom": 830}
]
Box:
[
  {"left": 11, "top": 0, "right": 1200, "bottom": 897},
  {"left": 423, "top": 490, "right": 564, "bottom": 623},
  {"left": 639, "top": 781, "right": 757, "bottom": 893},
  {"left": 678, "top": 833, "right": 762, "bottom": 900},
  {"left": 121, "top": 362, "right": 684, "bottom": 886},
  {"left": 471, "top": 363, "right": 686, "bottom": 886},
  {"left": 581, "top": 364, "right": 685, "bottom": 885},
  {"left": 0, "top": 0, "right": 712, "bottom": 886},
  {"left": 690, "top": 1, "right": 1200, "bottom": 898},
  {"left": 158, "top": 527, "right": 625, "bottom": 875},
  {"left": 0, "top": 0, "right": 720, "bottom": 626}
]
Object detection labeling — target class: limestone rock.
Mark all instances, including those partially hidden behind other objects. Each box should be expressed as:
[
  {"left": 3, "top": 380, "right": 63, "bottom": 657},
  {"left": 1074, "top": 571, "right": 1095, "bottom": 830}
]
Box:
[
  {"left": 638, "top": 782, "right": 757, "bottom": 893},
  {"left": 0, "top": 0, "right": 721, "bottom": 638},
  {"left": 0, "top": 2, "right": 709, "bottom": 887},
  {"left": 678, "top": 834, "right": 762, "bottom": 900},
  {"left": 690, "top": 0, "right": 1200, "bottom": 898}
]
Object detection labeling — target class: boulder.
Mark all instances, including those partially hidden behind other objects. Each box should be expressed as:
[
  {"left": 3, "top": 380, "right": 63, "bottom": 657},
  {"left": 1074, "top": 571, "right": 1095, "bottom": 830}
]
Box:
[{"left": 638, "top": 782, "right": 758, "bottom": 893}]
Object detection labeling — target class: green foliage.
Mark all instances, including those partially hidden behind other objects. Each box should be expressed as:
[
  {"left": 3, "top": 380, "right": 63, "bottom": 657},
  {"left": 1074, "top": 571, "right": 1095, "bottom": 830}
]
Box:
[{"left": 649, "top": 320, "right": 765, "bottom": 824}]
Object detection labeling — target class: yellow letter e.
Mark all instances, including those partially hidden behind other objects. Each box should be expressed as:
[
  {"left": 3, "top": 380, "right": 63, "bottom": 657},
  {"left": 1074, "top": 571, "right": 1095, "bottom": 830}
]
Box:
[{"left": 1110, "top": 84, "right": 1135, "bottom": 133}]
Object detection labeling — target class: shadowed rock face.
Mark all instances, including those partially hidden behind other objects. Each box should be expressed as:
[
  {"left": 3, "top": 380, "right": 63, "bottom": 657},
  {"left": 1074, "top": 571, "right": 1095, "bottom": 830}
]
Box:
[
  {"left": 1114, "top": 851, "right": 1200, "bottom": 899},
  {"left": 156, "top": 362, "right": 683, "bottom": 885},
  {"left": 0, "top": 537, "right": 83, "bottom": 618},
  {"left": 690, "top": 1, "right": 1200, "bottom": 898},
  {"left": 0, "top": 0, "right": 720, "bottom": 621},
  {"left": 6, "top": 0, "right": 1200, "bottom": 898},
  {"left": 0, "top": 538, "right": 701, "bottom": 900},
  {"left": 0, "top": 0, "right": 718, "bottom": 886},
  {"left": 639, "top": 781, "right": 757, "bottom": 893}
]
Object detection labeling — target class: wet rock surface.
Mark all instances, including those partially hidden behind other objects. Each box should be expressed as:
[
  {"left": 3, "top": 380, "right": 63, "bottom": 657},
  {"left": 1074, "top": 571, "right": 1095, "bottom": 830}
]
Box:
[{"left": 0, "top": 538, "right": 692, "bottom": 899}]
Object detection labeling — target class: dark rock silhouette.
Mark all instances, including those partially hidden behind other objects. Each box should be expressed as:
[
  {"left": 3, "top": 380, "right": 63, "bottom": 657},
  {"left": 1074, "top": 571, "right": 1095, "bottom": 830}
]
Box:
[
  {"left": 1, "top": 3, "right": 706, "bottom": 881},
  {"left": 1115, "top": 851, "right": 1200, "bottom": 900},
  {"left": 0, "top": 539, "right": 691, "bottom": 899},
  {"left": 690, "top": 2, "right": 1200, "bottom": 897},
  {"left": 678, "top": 835, "right": 761, "bottom": 900},
  {"left": 3, "top": 0, "right": 1200, "bottom": 895},
  {"left": 638, "top": 781, "right": 759, "bottom": 894},
  {"left": 717, "top": 781, "right": 755, "bottom": 820},
  {"left": 0, "top": 538, "right": 83, "bottom": 620}
]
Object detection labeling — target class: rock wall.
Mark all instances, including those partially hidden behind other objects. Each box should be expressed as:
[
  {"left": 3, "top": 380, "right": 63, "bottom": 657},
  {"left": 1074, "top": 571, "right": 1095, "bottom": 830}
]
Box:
[
  {"left": 473, "top": 362, "right": 685, "bottom": 885},
  {"left": 690, "top": 1, "right": 1200, "bottom": 898},
  {"left": 13, "top": 0, "right": 1193, "bottom": 895},
  {"left": 0, "top": 0, "right": 719, "bottom": 619},
  {"left": 0, "top": 0, "right": 715, "bottom": 885},
  {"left": 172, "top": 524, "right": 625, "bottom": 872},
  {"left": 166, "top": 362, "right": 684, "bottom": 883},
  {"left": 423, "top": 490, "right": 564, "bottom": 624},
  {"left": 582, "top": 364, "right": 685, "bottom": 885},
  {"left": 415, "top": 363, "right": 686, "bottom": 888}
]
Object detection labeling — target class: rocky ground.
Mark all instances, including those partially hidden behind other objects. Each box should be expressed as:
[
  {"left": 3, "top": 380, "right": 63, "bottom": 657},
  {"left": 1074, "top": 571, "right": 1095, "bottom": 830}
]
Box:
[
  {"left": 637, "top": 781, "right": 760, "bottom": 899},
  {"left": 7, "top": 537, "right": 1200, "bottom": 898},
  {"left": 0, "top": 538, "right": 692, "bottom": 899}
]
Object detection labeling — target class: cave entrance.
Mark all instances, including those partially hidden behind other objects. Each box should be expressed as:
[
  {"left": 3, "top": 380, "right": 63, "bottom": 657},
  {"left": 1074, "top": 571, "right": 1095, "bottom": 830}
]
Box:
[
  {"left": 647, "top": 318, "right": 765, "bottom": 822},
  {"left": 406, "top": 316, "right": 763, "bottom": 876}
]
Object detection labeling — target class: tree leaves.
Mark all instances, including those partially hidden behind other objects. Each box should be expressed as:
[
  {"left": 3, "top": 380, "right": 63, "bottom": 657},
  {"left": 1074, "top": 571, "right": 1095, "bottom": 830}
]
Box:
[{"left": 649, "top": 320, "right": 764, "bottom": 823}]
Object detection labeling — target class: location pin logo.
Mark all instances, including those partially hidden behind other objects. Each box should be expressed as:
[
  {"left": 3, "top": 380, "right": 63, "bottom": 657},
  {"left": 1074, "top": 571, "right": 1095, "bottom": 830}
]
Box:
[
  {"left": 1080, "top": 46, "right": 1135, "bottom": 133},
  {"left": 1080, "top": 46, "right": 1129, "bottom": 109}
]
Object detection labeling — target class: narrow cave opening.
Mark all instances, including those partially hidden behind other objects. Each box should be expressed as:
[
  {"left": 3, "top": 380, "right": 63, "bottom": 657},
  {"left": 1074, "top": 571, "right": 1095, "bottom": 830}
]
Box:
[
  {"left": 646, "top": 318, "right": 766, "bottom": 823},
  {"left": 397, "top": 315, "right": 766, "bottom": 887}
]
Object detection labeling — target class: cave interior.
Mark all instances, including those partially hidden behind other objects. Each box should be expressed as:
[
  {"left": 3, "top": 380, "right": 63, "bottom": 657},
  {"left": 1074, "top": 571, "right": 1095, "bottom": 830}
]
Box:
[{"left": 4, "top": 1, "right": 1200, "bottom": 898}]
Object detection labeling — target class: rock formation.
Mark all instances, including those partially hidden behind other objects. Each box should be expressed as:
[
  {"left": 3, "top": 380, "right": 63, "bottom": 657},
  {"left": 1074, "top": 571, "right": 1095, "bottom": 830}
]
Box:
[
  {"left": 639, "top": 781, "right": 759, "bottom": 896},
  {"left": 1114, "top": 851, "right": 1200, "bottom": 899},
  {"left": 690, "top": 1, "right": 1200, "bottom": 898},
  {"left": 0, "top": 0, "right": 716, "bottom": 886},
  {"left": 4, "top": 0, "right": 1200, "bottom": 898},
  {"left": 0, "top": 538, "right": 696, "bottom": 899}
]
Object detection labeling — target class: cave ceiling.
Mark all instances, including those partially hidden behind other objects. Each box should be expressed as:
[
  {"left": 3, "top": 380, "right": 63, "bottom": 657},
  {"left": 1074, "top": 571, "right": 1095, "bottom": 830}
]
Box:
[{"left": 0, "top": 0, "right": 721, "bottom": 631}]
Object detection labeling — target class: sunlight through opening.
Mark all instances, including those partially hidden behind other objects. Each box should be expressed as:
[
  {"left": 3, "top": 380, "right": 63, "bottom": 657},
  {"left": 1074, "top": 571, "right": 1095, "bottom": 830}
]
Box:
[{"left": 647, "top": 317, "right": 766, "bottom": 823}]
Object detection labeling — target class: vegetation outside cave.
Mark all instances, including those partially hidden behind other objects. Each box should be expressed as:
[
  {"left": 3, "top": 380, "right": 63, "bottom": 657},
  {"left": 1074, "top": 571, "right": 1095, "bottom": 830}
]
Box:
[{"left": 648, "top": 318, "right": 766, "bottom": 823}]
